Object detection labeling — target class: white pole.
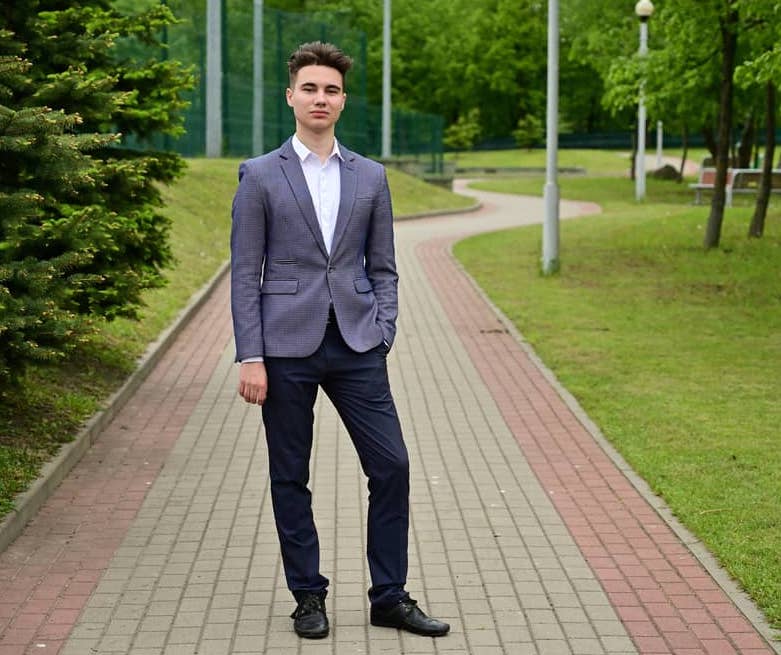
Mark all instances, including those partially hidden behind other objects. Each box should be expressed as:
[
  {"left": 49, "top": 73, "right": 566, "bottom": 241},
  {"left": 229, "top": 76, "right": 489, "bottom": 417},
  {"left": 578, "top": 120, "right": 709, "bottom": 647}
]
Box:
[
  {"left": 656, "top": 120, "right": 663, "bottom": 168},
  {"left": 252, "top": 0, "right": 264, "bottom": 155},
  {"left": 381, "top": 0, "right": 392, "bottom": 159},
  {"left": 635, "top": 18, "right": 649, "bottom": 200},
  {"left": 542, "top": 0, "right": 560, "bottom": 275},
  {"left": 206, "top": 0, "right": 222, "bottom": 157}
]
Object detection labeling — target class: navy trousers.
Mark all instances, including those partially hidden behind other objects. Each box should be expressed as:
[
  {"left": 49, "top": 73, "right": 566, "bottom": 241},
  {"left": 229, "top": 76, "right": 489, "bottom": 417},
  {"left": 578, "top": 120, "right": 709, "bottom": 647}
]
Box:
[{"left": 261, "top": 318, "right": 410, "bottom": 609}]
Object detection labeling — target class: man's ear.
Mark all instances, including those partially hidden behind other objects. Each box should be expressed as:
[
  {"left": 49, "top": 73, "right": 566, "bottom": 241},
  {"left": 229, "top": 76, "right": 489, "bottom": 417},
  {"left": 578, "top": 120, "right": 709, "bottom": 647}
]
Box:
[
  {"left": 341, "top": 94, "right": 347, "bottom": 110},
  {"left": 285, "top": 87, "right": 293, "bottom": 107}
]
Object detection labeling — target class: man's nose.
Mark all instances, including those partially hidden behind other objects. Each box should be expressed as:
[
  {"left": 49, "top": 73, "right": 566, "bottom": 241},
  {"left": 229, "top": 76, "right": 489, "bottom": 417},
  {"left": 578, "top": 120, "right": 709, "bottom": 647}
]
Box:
[{"left": 314, "top": 89, "right": 327, "bottom": 104}]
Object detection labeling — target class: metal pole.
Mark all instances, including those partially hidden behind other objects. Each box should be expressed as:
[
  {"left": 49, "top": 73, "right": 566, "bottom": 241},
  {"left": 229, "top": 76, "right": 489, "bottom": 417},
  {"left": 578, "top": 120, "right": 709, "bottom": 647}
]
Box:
[
  {"left": 206, "top": 0, "right": 222, "bottom": 157},
  {"left": 656, "top": 120, "right": 663, "bottom": 168},
  {"left": 635, "top": 18, "right": 649, "bottom": 200},
  {"left": 252, "top": 0, "right": 264, "bottom": 155},
  {"left": 542, "top": 0, "right": 560, "bottom": 275},
  {"left": 381, "top": 0, "right": 392, "bottom": 159}
]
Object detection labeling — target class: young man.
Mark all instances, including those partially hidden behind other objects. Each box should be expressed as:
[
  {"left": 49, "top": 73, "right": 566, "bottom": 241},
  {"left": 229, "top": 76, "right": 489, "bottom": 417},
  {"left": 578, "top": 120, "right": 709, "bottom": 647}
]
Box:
[{"left": 230, "top": 42, "right": 449, "bottom": 640}]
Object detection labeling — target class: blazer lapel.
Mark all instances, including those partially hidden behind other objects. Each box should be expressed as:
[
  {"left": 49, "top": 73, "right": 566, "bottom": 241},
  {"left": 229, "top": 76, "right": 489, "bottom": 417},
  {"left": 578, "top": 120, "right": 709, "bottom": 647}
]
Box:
[
  {"left": 278, "top": 140, "right": 328, "bottom": 258},
  {"left": 330, "top": 149, "right": 357, "bottom": 257}
]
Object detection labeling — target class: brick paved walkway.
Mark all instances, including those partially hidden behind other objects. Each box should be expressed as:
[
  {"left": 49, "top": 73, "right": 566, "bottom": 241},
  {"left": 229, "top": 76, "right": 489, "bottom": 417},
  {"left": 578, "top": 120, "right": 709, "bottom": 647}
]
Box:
[{"left": 0, "top": 183, "right": 777, "bottom": 655}]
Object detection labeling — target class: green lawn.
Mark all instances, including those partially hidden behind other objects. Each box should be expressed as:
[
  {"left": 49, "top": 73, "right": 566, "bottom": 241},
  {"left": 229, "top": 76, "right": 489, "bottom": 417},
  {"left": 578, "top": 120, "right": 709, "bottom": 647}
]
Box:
[
  {"left": 454, "top": 175, "right": 781, "bottom": 629},
  {"left": 447, "top": 147, "right": 710, "bottom": 177},
  {"left": 0, "top": 159, "right": 471, "bottom": 519}
]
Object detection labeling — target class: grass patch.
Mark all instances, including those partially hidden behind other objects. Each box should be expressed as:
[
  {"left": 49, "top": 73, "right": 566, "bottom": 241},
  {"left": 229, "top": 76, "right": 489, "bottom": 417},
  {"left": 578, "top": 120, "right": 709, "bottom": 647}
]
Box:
[
  {"left": 471, "top": 173, "right": 773, "bottom": 212},
  {"left": 387, "top": 168, "right": 474, "bottom": 215},
  {"left": 447, "top": 147, "right": 710, "bottom": 176},
  {"left": 454, "top": 178, "right": 781, "bottom": 629},
  {"left": 0, "top": 158, "right": 472, "bottom": 520},
  {"left": 471, "top": 174, "right": 695, "bottom": 205}
]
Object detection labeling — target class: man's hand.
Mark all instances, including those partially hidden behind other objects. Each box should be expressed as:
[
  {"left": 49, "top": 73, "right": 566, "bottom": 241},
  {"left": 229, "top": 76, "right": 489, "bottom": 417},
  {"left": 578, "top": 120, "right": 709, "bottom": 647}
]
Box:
[{"left": 238, "top": 361, "right": 268, "bottom": 405}]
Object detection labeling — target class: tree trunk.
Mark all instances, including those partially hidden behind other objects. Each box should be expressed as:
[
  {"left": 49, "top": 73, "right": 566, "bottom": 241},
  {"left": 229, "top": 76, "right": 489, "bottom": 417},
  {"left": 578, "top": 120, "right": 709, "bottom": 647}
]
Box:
[
  {"left": 679, "top": 124, "right": 689, "bottom": 182},
  {"left": 702, "top": 125, "right": 717, "bottom": 161},
  {"left": 749, "top": 82, "right": 775, "bottom": 238},
  {"left": 630, "top": 127, "right": 637, "bottom": 181},
  {"left": 704, "top": 6, "right": 739, "bottom": 250},
  {"left": 737, "top": 111, "right": 755, "bottom": 168}
]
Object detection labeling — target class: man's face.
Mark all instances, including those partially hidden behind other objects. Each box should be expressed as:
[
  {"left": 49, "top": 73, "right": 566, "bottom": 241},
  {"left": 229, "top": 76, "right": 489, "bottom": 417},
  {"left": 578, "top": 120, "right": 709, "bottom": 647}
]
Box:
[{"left": 286, "top": 65, "right": 346, "bottom": 135}]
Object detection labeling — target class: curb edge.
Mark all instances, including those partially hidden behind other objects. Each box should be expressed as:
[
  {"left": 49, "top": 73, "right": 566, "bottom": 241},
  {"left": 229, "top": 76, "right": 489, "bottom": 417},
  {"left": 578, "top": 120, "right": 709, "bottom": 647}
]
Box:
[{"left": 0, "top": 259, "right": 231, "bottom": 555}]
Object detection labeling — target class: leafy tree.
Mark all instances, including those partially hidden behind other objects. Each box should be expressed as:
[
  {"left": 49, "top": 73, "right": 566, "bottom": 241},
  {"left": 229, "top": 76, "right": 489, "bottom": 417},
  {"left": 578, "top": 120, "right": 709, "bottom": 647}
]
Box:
[
  {"left": 513, "top": 114, "right": 544, "bottom": 150},
  {"left": 735, "top": 0, "right": 781, "bottom": 238},
  {"left": 574, "top": 0, "right": 773, "bottom": 247},
  {"left": 444, "top": 108, "right": 481, "bottom": 153},
  {"left": 275, "top": 0, "right": 596, "bottom": 142}
]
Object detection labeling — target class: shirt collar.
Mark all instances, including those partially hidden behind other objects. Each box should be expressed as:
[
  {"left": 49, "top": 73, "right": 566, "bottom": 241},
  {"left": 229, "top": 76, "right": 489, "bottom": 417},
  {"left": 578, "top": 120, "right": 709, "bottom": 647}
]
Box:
[{"left": 292, "top": 134, "right": 343, "bottom": 164}]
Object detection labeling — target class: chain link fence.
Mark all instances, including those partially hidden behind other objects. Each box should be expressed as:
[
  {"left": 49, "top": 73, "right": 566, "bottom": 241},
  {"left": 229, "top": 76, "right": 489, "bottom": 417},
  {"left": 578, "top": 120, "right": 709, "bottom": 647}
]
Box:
[{"left": 135, "top": 1, "right": 443, "bottom": 171}]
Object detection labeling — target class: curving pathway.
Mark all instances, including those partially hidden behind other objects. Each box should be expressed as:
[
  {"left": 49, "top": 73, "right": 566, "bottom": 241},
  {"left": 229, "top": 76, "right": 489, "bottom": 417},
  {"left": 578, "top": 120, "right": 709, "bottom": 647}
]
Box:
[{"left": 0, "top": 181, "right": 777, "bottom": 655}]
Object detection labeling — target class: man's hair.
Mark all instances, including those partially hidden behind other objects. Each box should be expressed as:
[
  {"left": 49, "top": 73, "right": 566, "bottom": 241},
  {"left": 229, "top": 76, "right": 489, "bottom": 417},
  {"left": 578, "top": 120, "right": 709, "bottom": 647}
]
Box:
[{"left": 288, "top": 41, "right": 353, "bottom": 87}]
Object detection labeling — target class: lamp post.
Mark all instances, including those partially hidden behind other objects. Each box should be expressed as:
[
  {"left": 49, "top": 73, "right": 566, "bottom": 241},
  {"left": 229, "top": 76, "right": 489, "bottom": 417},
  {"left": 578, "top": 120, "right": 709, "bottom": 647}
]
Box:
[
  {"left": 635, "top": 0, "right": 653, "bottom": 201},
  {"left": 542, "top": 0, "right": 559, "bottom": 274},
  {"left": 381, "top": 0, "right": 392, "bottom": 159},
  {"left": 252, "top": 0, "right": 264, "bottom": 155},
  {"left": 205, "top": 0, "right": 222, "bottom": 157}
]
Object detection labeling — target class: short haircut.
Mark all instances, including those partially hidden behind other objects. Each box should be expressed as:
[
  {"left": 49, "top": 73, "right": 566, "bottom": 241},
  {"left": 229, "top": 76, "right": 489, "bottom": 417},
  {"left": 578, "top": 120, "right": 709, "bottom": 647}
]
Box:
[{"left": 287, "top": 41, "right": 353, "bottom": 88}]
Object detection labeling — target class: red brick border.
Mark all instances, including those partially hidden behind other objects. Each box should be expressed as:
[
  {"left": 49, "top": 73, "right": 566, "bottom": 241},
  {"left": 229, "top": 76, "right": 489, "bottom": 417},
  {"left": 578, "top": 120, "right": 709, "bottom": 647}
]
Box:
[
  {"left": 0, "top": 276, "right": 232, "bottom": 655},
  {"left": 419, "top": 237, "right": 775, "bottom": 655}
]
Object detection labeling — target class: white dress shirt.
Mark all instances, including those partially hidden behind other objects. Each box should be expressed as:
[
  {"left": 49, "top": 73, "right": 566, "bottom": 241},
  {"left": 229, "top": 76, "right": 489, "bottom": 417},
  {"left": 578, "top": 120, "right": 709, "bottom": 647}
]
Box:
[{"left": 291, "top": 134, "right": 343, "bottom": 255}]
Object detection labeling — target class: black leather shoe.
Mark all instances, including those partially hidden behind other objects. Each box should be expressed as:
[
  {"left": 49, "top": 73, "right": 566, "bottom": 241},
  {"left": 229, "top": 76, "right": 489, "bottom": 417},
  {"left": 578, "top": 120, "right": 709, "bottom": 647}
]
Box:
[
  {"left": 290, "top": 593, "right": 329, "bottom": 639},
  {"left": 370, "top": 598, "right": 450, "bottom": 637}
]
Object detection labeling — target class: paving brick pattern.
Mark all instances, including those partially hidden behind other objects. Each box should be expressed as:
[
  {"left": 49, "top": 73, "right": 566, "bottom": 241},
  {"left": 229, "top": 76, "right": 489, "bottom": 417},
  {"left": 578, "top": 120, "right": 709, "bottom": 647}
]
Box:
[
  {"left": 0, "top": 276, "right": 233, "bottom": 655},
  {"left": 46, "top": 199, "right": 635, "bottom": 655},
  {"left": 419, "top": 234, "right": 776, "bottom": 655},
  {"left": 0, "top": 185, "right": 776, "bottom": 655}
]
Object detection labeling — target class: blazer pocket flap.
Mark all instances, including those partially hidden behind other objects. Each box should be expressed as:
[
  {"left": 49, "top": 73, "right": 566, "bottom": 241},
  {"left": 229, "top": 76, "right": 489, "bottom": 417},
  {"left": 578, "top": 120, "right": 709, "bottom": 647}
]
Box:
[
  {"left": 261, "top": 279, "right": 299, "bottom": 294},
  {"left": 354, "top": 277, "right": 373, "bottom": 293}
]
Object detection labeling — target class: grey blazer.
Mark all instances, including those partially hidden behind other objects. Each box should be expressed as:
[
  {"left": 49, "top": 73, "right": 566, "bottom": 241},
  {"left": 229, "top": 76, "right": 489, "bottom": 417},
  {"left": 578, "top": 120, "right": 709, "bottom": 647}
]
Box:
[{"left": 230, "top": 138, "right": 398, "bottom": 361}]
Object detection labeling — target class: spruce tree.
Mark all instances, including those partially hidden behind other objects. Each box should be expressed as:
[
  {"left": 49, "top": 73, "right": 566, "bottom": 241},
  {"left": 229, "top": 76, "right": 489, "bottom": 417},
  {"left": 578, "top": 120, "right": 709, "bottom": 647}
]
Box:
[
  {"left": 0, "top": 35, "right": 117, "bottom": 383},
  {"left": 0, "top": 3, "right": 192, "bottom": 383},
  {"left": 0, "top": 1, "right": 193, "bottom": 321}
]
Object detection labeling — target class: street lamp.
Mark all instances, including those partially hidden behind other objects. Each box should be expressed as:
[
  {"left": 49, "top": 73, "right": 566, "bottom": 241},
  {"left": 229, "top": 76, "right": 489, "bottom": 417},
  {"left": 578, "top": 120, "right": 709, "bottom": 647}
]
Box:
[
  {"left": 252, "top": 0, "right": 264, "bottom": 155},
  {"left": 205, "top": 0, "right": 222, "bottom": 157},
  {"left": 635, "top": 0, "right": 653, "bottom": 201},
  {"left": 542, "top": 0, "right": 559, "bottom": 275},
  {"left": 381, "top": 0, "right": 392, "bottom": 159}
]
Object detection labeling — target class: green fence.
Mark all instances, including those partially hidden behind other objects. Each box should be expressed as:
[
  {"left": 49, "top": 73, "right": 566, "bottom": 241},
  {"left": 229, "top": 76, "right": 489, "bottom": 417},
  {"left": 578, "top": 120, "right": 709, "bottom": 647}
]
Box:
[{"left": 134, "top": 2, "right": 443, "bottom": 170}]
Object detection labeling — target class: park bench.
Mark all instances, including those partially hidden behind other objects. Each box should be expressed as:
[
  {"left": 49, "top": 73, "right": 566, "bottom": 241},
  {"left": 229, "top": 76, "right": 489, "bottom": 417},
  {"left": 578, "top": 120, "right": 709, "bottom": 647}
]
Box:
[
  {"left": 689, "top": 166, "right": 719, "bottom": 204},
  {"left": 727, "top": 168, "right": 781, "bottom": 206},
  {"left": 690, "top": 166, "right": 781, "bottom": 206}
]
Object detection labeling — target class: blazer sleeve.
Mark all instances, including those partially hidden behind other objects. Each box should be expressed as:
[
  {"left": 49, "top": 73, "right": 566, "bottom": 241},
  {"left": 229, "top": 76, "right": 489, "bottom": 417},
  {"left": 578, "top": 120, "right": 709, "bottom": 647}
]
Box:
[
  {"left": 230, "top": 161, "right": 266, "bottom": 361},
  {"left": 365, "top": 169, "right": 399, "bottom": 347}
]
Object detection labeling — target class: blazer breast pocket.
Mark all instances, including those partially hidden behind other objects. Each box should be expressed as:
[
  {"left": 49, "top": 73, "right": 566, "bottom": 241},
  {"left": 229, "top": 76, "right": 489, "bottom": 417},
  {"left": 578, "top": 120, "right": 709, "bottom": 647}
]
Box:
[{"left": 261, "top": 279, "right": 299, "bottom": 294}]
